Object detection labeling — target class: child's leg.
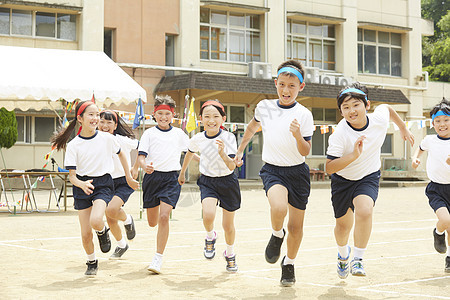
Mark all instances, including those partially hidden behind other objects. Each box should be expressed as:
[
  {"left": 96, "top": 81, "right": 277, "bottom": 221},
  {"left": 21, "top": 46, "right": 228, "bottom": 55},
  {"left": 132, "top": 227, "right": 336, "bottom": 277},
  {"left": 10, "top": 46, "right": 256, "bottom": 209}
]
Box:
[
  {"left": 202, "top": 197, "right": 218, "bottom": 232},
  {"left": 353, "top": 195, "right": 374, "bottom": 250},
  {"left": 78, "top": 207, "right": 94, "bottom": 255},
  {"left": 106, "top": 196, "right": 126, "bottom": 242},
  {"left": 436, "top": 207, "right": 450, "bottom": 233},
  {"left": 90, "top": 199, "right": 107, "bottom": 231},
  {"left": 156, "top": 202, "right": 173, "bottom": 254},
  {"left": 147, "top": 206, "right": 160, "bottom": 227},
  {"left": 334, "top": 208, "right": 354, "bottom": 247},
  {"left": 267, "top": 184, "right": 288, "bottom": 232},
  {"left": 285, "top": 204, "right": 305, "bottom": 261},
  {"left": 222, "top": 209, "right": 236, "bottom": 251}
]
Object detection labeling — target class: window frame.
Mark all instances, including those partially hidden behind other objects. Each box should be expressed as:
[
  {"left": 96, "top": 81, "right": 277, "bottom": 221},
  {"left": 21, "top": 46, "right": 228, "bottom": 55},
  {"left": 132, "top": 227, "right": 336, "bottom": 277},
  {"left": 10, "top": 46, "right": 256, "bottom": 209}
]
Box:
[
  {"left": 310, "top": 108, "right": 336, "bottom": 157},
  {"left": 15, "top": 115, "right": 56, "bottom": 144}
]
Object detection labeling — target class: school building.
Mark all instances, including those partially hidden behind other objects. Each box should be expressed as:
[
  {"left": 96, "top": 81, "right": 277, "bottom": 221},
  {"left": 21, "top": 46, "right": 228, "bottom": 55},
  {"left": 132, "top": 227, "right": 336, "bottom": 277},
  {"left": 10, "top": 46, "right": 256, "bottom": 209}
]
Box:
[{"left": 2, "top": 0, "right": 449, "bottom": 180}]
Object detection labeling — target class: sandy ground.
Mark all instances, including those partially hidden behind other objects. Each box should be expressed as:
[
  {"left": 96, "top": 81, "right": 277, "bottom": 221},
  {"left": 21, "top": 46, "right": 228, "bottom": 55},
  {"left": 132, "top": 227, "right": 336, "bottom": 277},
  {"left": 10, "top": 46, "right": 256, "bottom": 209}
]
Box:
[{"left": 1, "top": 184, "right": 449, "bottom": 299}]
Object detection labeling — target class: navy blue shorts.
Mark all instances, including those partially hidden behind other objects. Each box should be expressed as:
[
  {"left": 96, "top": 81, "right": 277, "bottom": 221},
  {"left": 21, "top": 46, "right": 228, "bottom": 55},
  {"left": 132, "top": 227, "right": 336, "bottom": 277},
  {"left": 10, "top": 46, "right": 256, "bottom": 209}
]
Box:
[
  {"left": 197, "top": 173, "right": 241, "bottom": 212},
  {"left": 259, "top": 163, "right": 310, "bottom": 210},
  {"left": 426, "top": 182, "right": 450, "bottom": 212},
  {"left": 143, "top": 171, "right": 181, "bottom": 209},
  {"left": 331, "top": 170, "right": 380, "bottom": 218},
  {"left": 73, "top": 174, "right": 114, "bottom": 210},
  {"left": 113, "top": 176, "right": 134, "bottom": 204}
]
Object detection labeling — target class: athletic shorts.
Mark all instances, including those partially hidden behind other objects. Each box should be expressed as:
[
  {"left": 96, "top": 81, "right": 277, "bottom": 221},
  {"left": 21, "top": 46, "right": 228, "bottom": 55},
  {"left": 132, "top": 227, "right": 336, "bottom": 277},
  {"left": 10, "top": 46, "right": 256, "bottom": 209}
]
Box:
[
  {"left": 143, "top": 171, "right": 181, "bottom": 209},
  {"left": 112, "top": 176, "right": 134, "bottom": 204},
  {"left": 197, "top": 173, "right": 241, "bottom": 212},
  {"left": 426, "top": 181, "right": 450, "bottom": 212},
  {"left": 73, "top": 173, "right": 113, "bottom": 210},
  {"left": 259, "top": 163, "right": 310, "bottom": 210}
]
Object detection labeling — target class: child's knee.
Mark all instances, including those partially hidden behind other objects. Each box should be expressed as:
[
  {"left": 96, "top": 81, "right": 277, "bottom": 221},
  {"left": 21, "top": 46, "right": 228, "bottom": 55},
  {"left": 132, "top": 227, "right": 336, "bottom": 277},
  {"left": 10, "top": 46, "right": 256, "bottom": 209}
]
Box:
[
  {"left": 355, "top": 206, "right": 373, "bottom": 219},
  {"left": 105, "top": 206, "right": 118, "bottom": 218},
  {"left": 287, "top": 223, "right": 303, "bottom": 237},
  {"left": 271, "top": 205, "right": 288, "bottom": 218},
  {"left": 147, "top": 218, "right": 158, "bottom": 227},
  {"left": 159, "top": 212, "right": 170, "bottom": 224}
]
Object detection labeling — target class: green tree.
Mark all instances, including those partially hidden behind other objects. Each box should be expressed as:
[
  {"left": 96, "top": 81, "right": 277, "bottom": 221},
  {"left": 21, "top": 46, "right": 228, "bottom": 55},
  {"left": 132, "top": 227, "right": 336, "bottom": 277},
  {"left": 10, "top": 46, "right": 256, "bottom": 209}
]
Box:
[{"left": 0, "top": 107, "right": 18, "bottom": 149}]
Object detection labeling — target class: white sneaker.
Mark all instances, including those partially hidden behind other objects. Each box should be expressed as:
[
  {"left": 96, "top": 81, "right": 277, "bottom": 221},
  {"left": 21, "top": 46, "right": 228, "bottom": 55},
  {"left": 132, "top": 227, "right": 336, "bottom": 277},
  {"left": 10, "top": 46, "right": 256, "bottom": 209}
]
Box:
[{"left": 147, "top": 255, "right": 162, "bottom": 274}]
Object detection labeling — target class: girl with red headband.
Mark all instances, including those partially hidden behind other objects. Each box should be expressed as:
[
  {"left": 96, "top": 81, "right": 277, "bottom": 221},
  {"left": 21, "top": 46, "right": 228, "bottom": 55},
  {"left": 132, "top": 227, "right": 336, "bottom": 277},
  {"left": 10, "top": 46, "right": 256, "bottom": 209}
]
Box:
[
  {"left": 98, "top": 110, "right": 140, "bottom": 259},
  {"left": 51, "top": 101, "right": 139, "bottom": 276},
  {"left": 178, "top": 99, "right": 241, "bottom": 273},
  {"left": 137, "top": 95, "right": 195, "bottom": 274}
]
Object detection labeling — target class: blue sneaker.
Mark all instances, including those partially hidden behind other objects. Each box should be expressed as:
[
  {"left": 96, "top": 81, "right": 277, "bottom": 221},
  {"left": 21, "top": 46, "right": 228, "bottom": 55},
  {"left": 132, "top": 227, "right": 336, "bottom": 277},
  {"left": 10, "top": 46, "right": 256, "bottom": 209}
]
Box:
[
  {"left": 337, "top": 246, "right": 351, "bottom": 279},
  {"left": 350, "top": 258, "right": 366, "bottom": 276}
]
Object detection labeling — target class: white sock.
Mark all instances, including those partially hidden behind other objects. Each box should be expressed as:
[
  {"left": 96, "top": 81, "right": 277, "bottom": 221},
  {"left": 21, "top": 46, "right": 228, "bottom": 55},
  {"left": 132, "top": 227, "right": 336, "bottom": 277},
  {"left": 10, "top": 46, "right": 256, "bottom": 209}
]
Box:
[
  {"left": 353, "top": 247, "right": 366, "bottom": 260},
  {"left": 447, "top": 246, "right": 450, "bottom": 257},
  {"left": 272, "top": 229, "right": 284, "bottom": 239},
  {"left": 338, "top": 244, "right": 349, "bottom": 259},
  {"left": 87, "top": 252, "right": 96, "bottom": 262},
  {"left": 206, "top": 230, "right": 216, "bottom": 240},
  {"left": 117, "top": 238, "right": 127, "bottom": 248},
  {"left": 155, "top": 252, "right": 163, "bottom": 260},
  {"left": 124, "top": 214, "right": 132, "bottom": 225},
  {"left": 226, "top": 244, "right": 234, "bottom": 257},
  {"left": 283, "top": 256, "right": 295, "bottom": 265},
  {"left": 436, "top": 228, "right": 445, "bottom": 235},
  {"left": 96, "top": 226, "right": 106, "bottom": 235}
]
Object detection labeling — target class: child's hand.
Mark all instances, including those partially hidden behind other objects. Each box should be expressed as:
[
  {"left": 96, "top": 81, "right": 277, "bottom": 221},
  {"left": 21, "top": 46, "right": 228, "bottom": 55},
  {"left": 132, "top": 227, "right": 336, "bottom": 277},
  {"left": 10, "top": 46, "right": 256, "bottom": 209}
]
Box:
[
  {"left": 446, "top": 155, "right": 450, "bottom": 165},
  {"left": 411, "top": 157, "right": 421, "bottom": 169},
  {"left": 234, "top": 151, "right": 244, "bottom": 167},
  {"left": 289, "top": 119, "right": 302, "bottom": 139},
  {"left": 400, "top": 127, "right": 415, "bottom": 147},
  {"left": 178, "top": 173, "right": 186, "bottom": 185},
  {"left": 126, "top": 176, "right": 139, "bottom": 190},
  {"left": 216, "top": 139, "right": 225, "bottom": 154},
  {"left": 145, "top": 162, "right": 154, "bottom": 174},
  {"left": 353, "top": 136, "right": 365, "bottom": 158},
  {"left": 81, "top": 179, "right": 94, "bottom": 195},
  {"left": 130, "top": 167, "right": 139, "bottom": 180}
]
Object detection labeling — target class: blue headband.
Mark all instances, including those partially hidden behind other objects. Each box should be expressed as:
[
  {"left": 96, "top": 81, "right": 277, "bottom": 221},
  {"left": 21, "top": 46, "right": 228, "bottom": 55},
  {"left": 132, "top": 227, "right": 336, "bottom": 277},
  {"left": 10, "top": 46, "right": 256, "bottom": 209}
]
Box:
[
  {"left": 277, "top": 67, "right": 304, "bottom": 84},
  {"left": 339, "top": 88, "right": 367, "bottom": 100},
  {"left": 431, "top": 110, "right": 450, "bottom": 121}
]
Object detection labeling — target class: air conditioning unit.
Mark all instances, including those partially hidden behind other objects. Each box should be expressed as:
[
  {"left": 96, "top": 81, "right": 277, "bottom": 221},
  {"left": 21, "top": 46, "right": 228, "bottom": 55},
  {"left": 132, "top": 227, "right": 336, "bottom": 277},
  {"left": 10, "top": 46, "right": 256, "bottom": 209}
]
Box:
[
  {"left": 320, "top": 75, "right": 336, "bottom": 85},
  {"left": 303, "top": 67, "right": 320, "bottom": 84},
  {"left": 336, "top": 77, "right": 354, "bottom": 86},
  {"left": 248, "top": 62, "right": 272, "bottom": 79}
]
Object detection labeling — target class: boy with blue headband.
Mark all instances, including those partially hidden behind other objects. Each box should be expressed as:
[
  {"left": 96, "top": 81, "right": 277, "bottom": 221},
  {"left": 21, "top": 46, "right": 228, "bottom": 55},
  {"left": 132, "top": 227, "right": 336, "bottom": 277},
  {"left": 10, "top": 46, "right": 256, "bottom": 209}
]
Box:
[
  {"left": 326, "top": 82, "right": 414, "bottom": 279},
  {"left": 235, "top": 60, "right": 314, "bottom": 286},
  {"left": 412, "top": 98, "right": 450, "bottom": 273}
]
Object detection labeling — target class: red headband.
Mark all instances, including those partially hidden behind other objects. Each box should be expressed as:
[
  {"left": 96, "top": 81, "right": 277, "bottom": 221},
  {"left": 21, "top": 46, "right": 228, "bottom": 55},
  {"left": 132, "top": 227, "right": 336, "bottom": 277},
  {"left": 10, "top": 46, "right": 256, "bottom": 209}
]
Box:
[
  {"left": 201, "top": 101, "right": 225, "bottom": 113},
  {"left": 101, "top": 109, "right": 118, "bottom": 123},
  {"left": 154, "top": 104, "right": 174, "bottom": 113}
]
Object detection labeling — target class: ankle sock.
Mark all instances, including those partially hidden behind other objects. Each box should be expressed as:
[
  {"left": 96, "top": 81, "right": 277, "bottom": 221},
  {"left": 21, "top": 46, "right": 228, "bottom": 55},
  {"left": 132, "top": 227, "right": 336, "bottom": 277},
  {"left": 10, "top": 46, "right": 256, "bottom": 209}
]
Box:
[
  {"left": 117, "top": 238, "right": 127, "bottom": 248},
  {"left": 338, "top": 244, "right": 349, "bottom": 259},
  {"left": 353, "top": 247, "right": 366, "bottom": 260},
  {"left": 436, "top": 228, "right": 445, "bottom": 235},
  {"left": 206, "top": 230, "right": 216, "bottom": 240},
  {"left": 272, "top": 229, "right": 284, "bottom": 239},
  {"left": 87, "top": 252, "right": 96, "bottom": 261},
  {"left": 124, "top": 214, "right": 132, "bottom": 225},
  {"left": 283, "top": 256, "right": 295, "bottom": 265}
]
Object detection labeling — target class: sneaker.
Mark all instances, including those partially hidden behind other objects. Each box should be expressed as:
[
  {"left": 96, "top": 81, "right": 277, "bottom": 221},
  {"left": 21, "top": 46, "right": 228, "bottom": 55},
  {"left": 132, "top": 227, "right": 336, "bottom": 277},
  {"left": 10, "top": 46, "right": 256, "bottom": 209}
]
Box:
[
  {"left": 147, "top": 255, "right": 163, "bottom": 274},
  {"left": 446, "top": 256, "right": 450, "bottom": 273},
  {"left": 97, "top": 227, "right": 111, "bottom": 253},
  {"left": 223, "top": 251, "right": 238, "bottom": 273},
  {"left": 109, "top": 244, "right": 129, "bottom": 260},
  {"left": 204, "top": 235, "right": 216, "bottom": 259},
  {"left": 265, "top": 229, "right": 285, "bottom": 264},
  {"left": 433, "top": 228, "right": 447, "bottom": 254},
  {"left": 337, "top": 246, "right": 351, "bottom": 279},
  {"left": 280, "top": 256, "right": 295, "bottom": 287},
  {"left": 350, "top": 258, "right": 366, "bottom": 276},
  {"left": 124, "top": 215, "right": 136, "bottom": 240},
  {"left": 85, "top": 260, "right": 98, "bottom": 276}
]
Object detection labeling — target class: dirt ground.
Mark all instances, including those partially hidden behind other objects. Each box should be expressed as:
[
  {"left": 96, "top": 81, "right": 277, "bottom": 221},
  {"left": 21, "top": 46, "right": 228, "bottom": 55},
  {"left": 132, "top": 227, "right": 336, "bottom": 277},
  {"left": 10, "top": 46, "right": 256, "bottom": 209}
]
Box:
[{"left": 1, "top": 184, "right": 449, "bottom": 299}]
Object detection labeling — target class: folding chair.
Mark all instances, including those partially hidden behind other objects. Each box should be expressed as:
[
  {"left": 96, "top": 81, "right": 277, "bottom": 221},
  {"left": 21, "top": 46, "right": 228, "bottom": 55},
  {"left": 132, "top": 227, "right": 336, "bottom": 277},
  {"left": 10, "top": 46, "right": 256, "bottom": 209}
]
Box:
[{"left": 25, "top": 174, "right": 60, "bottom": 212}]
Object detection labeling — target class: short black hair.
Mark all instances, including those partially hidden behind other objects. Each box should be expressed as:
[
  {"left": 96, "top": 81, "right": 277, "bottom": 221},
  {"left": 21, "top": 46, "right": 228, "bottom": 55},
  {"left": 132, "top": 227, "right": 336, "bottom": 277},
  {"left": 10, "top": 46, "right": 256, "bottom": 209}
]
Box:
[
  {"left": 199, "top": 99, "right": 226, "bottom": 117},
  {"left": 153, "top": 95, "right": 176, "bottom": 121},
  {"left": 430, "top": 97, "right": 450, "bottom": 119},
  {"left": 276, "top": 60, "right": 305, "bottom": 84},
  {"left": 336, "top": 82, "right": 369, "bottom": 110}
]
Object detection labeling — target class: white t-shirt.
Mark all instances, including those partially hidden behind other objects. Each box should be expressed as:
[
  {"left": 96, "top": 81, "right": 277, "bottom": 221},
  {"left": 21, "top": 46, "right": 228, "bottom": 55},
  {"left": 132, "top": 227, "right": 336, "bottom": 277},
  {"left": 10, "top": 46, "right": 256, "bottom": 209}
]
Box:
[
  {"left": 327, "top": 104, "right": 390, "bottom": 180},
  {"left": 254, "top": 99, "right": 314, "bottom": 166},
  {"left": 420, "top": 135, "right": 450, "bottom": 184},
  {"left": 138, "top": 126, "right": 189, "bottom": 172},
  {"left": 188, "top": 129, "right": 237, "bottom": 177},
  {"left": 64, "top": 130, "right": 121, "bottom": 177},
  {"left": 110, "top": 135, "right": 139, "bottom": 179}
]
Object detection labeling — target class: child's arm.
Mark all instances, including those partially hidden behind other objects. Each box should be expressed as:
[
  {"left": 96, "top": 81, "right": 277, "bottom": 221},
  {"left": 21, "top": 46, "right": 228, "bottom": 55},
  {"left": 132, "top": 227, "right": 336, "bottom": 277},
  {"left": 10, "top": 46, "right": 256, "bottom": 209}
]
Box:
[
  {"left": 137, "top": 154, "right": 154, "bottom": 174},
  {"left": 387, "top": 105, "right": 414, "bottom": 146},
  {"left": 68, "top": 169, "right": 94, "bottom": 195},
  {"left": 411, "top": 147, "right": 425, "bottom": 169},
  {"left": 447, "top": 155, "right": 450, "bottom": 165},
  {"left": 118, "top": 151, "right": 139, "bottom": 190},
  {"left": 217, "top": 139, "right": 236, "bottom": 171},
  {"left": 326, "top": 136, "right": 366, "bottom": 174},
  {"left": 235, "top": 118, "right": 260, "bottom": 167},
  {"left": 178, "top": 151, "right": 195, "bottom": 185},
  {"left": 130, "top": 154, "right": 140, "bottom": 179},
  {"left": 290, "top": 118, "right": 311, "bottom": 156}
]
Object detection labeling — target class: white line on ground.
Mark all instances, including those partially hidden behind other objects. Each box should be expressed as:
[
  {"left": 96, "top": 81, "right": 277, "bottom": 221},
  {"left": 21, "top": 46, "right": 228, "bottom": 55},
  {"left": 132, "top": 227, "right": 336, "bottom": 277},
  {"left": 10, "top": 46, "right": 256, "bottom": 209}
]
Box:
[{"left": 0, "top": 242, "right": 56, "bottom": 252}]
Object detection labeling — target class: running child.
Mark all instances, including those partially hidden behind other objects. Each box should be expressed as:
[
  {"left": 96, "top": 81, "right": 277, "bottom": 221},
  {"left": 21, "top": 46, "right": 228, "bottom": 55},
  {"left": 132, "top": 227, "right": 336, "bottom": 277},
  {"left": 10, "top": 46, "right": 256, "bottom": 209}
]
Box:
[
  {"left": 411, "top": 98, "right": 450, "bottom": 273},
  {"left": 326, "top": 82, "right": 414, "bottom": 279},
  {"left": 137, "top": 95, "right": 196, "bottom": 274},
  {"left": 235, "top": 60, "right": 314, "bottom": 286},
  {"left": 98, "top": 110, "right": 139, "bottom": 259},
  {"left": 51, "top": 101, "right": 139, "bottom": 276},
  {"left": 178, "top": 99, "right": 241, "bottom": 273}
]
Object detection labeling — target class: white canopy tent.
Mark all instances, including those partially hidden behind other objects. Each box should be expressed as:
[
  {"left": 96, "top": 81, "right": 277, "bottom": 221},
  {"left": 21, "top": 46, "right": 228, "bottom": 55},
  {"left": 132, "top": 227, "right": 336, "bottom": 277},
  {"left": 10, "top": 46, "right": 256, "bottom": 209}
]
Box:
[{"left": 0, "top": 45, "right": 147, "bottom": 111}]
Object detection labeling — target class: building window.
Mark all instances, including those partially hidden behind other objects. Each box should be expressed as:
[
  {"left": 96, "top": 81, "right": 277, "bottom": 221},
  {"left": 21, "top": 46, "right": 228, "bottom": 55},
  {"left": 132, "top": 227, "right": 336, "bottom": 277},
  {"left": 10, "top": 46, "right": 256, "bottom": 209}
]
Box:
[
  {"left": 286, "top": 20, "right": 335, "bottom": 70},
  {"left": 358, "top": 29, "right": 402, "bottom": 76},
  {"left": 199, "top": 102, "right": 246, "bottom": 125},
  {"left": 381, "top": 134, "right": 392, "bottom": 154},
  {"left": 200, "top": 8, "right": 261, "bottom": 62},
  {"left": 0, "top": 8, "right": 76, "bottom": 40},
  {"left": 104, "top": 28, "right": 114, "bottom": 59},
  {"left": 311, "top": 108, "right": 336, "bottom": 156},
  {"left": 165, "top": 34, "right": 175, "bottom": 76},
  {"left": 35, "top": 117, "right": 56, "bottom": 143},
  {"left": 16, "top": 116, "right": 31, "bottom": 143}
]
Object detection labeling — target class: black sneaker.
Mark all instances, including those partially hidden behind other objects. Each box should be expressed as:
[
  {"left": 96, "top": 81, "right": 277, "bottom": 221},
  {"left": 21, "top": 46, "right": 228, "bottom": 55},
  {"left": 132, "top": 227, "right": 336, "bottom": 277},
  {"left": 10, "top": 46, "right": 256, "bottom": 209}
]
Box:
[
  {"left": 446, "top": 256, "right": 450, "bottom": 273},
  {"left": 85, "top": 260, "right": 98, "bottom": 276},
  {"left": 109, "top": 244, "right": 129, "bottom": 260},
  {"left": 265, "top": 229, "right": 285, "bottom": 264},
  {"left": 97, "top": 227, "right": 111, "bottom": 253},
  {"left": 433, "top": 228, "right": 447, "bottom": 254},
  {"left": 280, "top": 256, "right": 295, "bottom": 287},
  {"left": 124, "top": 215, "right": 136, "bottom": 240}
]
